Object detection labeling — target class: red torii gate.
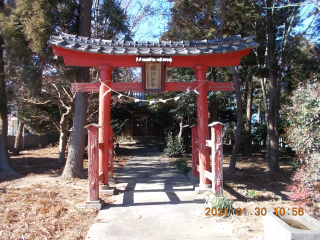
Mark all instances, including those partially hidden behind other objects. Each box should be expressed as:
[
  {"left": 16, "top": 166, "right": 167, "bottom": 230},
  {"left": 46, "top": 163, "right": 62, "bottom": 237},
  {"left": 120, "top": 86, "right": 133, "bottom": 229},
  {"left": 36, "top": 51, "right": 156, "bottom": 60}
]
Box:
[{"left": 48, "top": 33, "right": 259, "bottom": 193}]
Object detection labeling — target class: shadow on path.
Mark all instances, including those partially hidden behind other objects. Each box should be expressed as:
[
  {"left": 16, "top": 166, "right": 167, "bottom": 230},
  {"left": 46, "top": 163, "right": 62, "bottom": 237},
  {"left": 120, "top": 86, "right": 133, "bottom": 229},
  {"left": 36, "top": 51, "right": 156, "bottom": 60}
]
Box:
[{"left": 85, "top": 144, "right": 237, "bottom": 240}]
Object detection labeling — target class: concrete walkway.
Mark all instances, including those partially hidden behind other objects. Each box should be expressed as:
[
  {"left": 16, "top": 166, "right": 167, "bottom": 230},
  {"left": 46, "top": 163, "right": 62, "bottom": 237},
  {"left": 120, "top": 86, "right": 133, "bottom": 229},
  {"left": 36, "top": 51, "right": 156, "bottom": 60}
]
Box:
[{"left": 85, "top": 144, "right": 237, "bottom": 240}]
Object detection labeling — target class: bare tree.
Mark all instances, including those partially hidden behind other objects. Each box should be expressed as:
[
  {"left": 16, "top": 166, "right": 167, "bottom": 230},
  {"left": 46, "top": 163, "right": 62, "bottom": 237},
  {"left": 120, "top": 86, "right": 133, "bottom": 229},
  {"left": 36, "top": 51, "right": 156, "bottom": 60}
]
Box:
[
  {"left": 120, "top": 0, "right": 172, "bottom": 40},
  {"left": 51, "top": 83, "right": 75, "bottom": 163},
  {"left": 20, "top": 70, "right": 76, "bottom": 163}
]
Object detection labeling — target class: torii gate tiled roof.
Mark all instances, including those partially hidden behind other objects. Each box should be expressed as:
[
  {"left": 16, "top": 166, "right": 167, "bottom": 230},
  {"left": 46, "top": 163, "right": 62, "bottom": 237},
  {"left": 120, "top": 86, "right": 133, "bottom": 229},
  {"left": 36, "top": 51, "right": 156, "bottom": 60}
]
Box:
[{"left": 48, "top": 33, "right": 259, "bottom": 56}]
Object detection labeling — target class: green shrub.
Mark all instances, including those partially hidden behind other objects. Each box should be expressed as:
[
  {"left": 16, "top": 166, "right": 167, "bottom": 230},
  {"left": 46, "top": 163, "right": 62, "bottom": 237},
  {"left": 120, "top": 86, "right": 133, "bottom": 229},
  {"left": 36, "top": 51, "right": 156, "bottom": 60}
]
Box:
[
  {"left": 252, "top": 121, "right": 267, "bottom": 145},
  {"left": 246, "top": 189, "right": 257, "bottom": 198},
  {"left": 163, "top": 132, "right": 185, "bottom": 157},
  {"left": 172, "top": 156, "right": 189, "bottom": 174},
  {"left": 282, "top": 79, "right": 320, "bottom": 218},
  {"left": 205, "top": 194, "right": 235, "bottom": 216}
]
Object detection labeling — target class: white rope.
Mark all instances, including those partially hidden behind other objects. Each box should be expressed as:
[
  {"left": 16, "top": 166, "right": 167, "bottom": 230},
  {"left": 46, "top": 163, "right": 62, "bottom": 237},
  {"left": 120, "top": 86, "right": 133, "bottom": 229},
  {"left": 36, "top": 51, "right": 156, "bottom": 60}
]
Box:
[{"left": 98, "top": 78, "right": 208, "bottom": 103}]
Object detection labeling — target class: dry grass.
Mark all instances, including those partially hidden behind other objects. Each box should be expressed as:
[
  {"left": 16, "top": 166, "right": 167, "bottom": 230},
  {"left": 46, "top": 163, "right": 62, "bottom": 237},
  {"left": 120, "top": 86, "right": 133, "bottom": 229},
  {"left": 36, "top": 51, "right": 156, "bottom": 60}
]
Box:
[
  {"left": 0, "top": 185, "right": 97, "bottom": 239},
  {"left": 0, "top": 145, "right": 134, "bottom": 240}
]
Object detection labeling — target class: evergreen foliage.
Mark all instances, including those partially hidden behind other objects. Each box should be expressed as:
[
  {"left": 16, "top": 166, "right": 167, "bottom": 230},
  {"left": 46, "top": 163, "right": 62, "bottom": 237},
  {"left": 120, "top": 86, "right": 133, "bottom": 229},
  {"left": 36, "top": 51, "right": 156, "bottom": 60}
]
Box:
[
  {"left": 92, "top": 0, "right": 130, "bottom": 40},
  {"left": 110, "top": 118, "right": 128, "bottom": 138},
  {"left": 282, "top": 79, "right": 320, "bottom": 218},
  {"left": 251, "top": 122, "right": 267, "bottom": 145},
  {"left": 161, "top": 0, "right": 319, "bottom": 171},
  {"left": 163, "top": 132, "right": 185, "bottom": 157}
]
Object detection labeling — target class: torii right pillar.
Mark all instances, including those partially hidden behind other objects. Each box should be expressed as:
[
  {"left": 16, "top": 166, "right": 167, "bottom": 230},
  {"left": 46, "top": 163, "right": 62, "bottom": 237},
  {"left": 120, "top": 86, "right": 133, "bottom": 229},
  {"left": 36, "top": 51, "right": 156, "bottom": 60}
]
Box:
[{"left": 194, "top": 66, "right": 211, "bottom": 190}]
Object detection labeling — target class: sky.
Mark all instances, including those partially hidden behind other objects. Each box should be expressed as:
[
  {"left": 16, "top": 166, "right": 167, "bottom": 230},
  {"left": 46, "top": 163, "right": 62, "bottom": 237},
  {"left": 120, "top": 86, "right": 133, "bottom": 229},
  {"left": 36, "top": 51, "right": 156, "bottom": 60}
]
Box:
[
  {"left": 125, "top": 1, "right": 319, "bottom": 43},
  {"left": 298, "top": 4, "right": 319, "bottom": 42},
  {"left": 121, "top": 0, "right": 173, "bottom": 41}
]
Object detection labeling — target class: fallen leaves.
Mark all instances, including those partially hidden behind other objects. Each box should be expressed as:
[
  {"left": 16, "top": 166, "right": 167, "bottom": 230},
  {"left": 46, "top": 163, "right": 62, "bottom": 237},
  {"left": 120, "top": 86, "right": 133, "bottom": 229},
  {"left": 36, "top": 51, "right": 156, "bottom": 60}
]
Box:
[{"left": 0, "top": 145, "right": 134, "bottom": 239}]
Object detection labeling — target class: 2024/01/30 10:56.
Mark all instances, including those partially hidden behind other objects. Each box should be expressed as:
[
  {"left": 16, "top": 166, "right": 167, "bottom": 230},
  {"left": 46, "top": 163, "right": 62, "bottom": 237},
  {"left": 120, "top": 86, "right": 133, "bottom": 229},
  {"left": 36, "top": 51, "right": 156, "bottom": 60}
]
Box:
[{"left": 204, "top": 207, "right": 304, "bottom": 216}]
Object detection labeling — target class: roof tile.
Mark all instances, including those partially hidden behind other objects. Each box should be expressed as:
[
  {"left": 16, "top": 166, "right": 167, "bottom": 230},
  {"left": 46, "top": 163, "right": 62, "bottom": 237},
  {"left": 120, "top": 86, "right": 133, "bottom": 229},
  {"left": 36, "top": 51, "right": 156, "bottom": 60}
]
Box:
[{"left": 48, "top": 33, "right": 259, "bottom": 56}]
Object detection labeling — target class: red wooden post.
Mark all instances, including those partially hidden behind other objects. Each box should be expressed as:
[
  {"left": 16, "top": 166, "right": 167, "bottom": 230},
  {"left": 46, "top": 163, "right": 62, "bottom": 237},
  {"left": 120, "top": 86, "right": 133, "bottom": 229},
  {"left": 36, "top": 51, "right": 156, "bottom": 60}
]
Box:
[
  {"left": 191, "top": 125, "right": 199, "bottom": 177},
  {"left": 194, "top": 65, "right": 211, "bottom": 189},
  {"left": 98, "top": 65, "right": 114, "bottom": 186},
  {"left": 109, "top": 126, "right": 114, "bottom": 179},
  {"left": 85, "top": 123, "right": 100, "bottom": 201},
  {"left": 210, "top": 122, "right": 224, "bottom": 196}
]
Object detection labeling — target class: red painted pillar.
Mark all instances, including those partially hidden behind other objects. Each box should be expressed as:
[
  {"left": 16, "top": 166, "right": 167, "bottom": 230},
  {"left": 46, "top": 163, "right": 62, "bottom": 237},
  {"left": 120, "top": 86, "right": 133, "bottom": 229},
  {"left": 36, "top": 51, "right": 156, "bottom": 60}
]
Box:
[
  {"left": 98, "top": 65, "right": 113, "bottom": 186},
  {"left": 210, "top": 122, "right": 224, "bottom": 196},
  {"left": 109, "top": 127, "right": 114, "bottom": 179},
  {"left": 191, "top": 125, "right": 199, "bottom": 177},
  {"left": 86, "top": 124, "right": 100, "bottom": 201},
  {"left": 193, "top": 65, "right": 211, "bottom": 188}
]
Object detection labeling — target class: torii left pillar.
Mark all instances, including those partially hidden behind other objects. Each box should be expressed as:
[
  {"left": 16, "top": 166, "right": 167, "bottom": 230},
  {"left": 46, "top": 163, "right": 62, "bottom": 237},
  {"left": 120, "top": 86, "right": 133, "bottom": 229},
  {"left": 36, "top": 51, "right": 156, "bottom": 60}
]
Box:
[
  {"left": 98, "top": 65, "right": 114, "bottom": 193},
  {"left": 194, "top": 66, "right": 211, "bottom": 192}
]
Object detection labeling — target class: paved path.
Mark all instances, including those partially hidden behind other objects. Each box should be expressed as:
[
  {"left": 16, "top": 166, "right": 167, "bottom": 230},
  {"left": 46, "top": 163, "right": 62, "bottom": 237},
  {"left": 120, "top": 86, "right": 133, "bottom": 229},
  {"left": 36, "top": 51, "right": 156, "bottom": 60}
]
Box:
[{"left": 85, "top": 144, "right": 237, "bottom": 240}]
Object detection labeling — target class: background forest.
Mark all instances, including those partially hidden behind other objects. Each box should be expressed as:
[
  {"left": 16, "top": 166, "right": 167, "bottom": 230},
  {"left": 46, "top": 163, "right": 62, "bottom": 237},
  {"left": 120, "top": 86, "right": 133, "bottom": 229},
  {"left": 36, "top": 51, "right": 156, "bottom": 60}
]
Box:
[{"left": 0, "top": 0, "right": 319, "bottom": 216}]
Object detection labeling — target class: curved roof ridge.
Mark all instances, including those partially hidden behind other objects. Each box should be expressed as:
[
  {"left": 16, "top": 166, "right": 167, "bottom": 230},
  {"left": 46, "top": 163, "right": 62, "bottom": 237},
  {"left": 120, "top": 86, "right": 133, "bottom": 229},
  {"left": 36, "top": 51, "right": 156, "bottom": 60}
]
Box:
[{"left": 48, "top": 32, "right": 259, "bottom": 56}]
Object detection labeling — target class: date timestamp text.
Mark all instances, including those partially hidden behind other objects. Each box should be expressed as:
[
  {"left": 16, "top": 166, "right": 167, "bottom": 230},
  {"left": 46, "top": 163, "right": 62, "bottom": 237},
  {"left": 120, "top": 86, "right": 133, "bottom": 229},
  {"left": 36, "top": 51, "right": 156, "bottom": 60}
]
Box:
[{"left": 205, "top": 207, "right": 304, "bottom": 216}]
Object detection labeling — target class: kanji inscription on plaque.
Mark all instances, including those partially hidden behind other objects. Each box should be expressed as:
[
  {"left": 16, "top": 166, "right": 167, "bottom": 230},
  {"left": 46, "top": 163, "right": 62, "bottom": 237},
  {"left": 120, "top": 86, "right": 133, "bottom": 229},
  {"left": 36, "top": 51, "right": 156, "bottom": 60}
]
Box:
[
  {"left": 142, "top": 62, "right": 165, "bottom": 92},
  {"left": 146, "top": 63, "right": 161, "bottom": 89}
]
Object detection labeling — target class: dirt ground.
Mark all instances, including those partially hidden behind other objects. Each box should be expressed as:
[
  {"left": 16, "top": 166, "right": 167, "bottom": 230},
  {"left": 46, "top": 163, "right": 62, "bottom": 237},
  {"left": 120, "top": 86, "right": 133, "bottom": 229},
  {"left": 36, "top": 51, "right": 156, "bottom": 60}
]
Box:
[
  {"left": 219, "top": 151, "right": 298, "bottom": 240},
  {"left": 168, "top": 149, "right": 301, "bottom": 240},
  {"left": 0, "top": 145, "right": 308, "bottom": 240},
  {"left": 0, "top": 146, "right": 134, "bottom": 240}
]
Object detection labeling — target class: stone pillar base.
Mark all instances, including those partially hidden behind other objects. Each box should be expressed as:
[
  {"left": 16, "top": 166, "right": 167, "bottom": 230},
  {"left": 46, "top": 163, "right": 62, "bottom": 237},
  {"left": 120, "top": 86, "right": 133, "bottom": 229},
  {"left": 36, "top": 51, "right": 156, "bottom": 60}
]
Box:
[
  {"left": 83, "top": 199, "right": 104, "bottom": 210},
  {"left": 195, "top": 184, "right": 212, "bottom": 194},
  {"left": 108, "top": 178, "right": 116, "bottom": 185},
  {"left": 100, "top": 184, "right": 109, "bottom": 190},
  {"left": 100, "top": 185, "right": 115, "bottom": 195},
  {"left": 187, "top": 171, "right": 200, "bottom": 184}
]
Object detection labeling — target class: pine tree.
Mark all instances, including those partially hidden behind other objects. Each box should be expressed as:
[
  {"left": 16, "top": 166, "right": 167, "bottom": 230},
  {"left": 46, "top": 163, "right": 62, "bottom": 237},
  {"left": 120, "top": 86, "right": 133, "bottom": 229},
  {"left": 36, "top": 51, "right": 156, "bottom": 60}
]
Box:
[
  {"left": 0, "top": 0, "right": 16, "bottom": 175},
  {"left": 1, "top": 0, "right": 80, "bottom": 165}
]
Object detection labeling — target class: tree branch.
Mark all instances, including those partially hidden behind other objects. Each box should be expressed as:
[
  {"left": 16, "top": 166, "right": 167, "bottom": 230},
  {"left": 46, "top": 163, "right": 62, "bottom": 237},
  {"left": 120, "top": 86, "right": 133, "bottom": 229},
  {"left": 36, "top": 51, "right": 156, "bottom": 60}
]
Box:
[{"left": 23, "top": 99, "right": 51, "bottom": 105}]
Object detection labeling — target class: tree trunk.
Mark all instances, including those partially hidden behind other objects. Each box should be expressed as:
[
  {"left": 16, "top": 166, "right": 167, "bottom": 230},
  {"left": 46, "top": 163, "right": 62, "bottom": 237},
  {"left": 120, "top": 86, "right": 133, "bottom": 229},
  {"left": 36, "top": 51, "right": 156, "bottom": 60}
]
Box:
[
  {"left": 61, "top": 0, "right": 92, "bottom": 179},
  {"left": 260, "top": 77, "right": 268, "bottom": 148},
  {"left": 228, "top": 66, "right": 243, "bottom": 171},
  {"left": 216, "top": 0, "right": 243, "bottom": 171},
  {"left": 13, "top": 122, "right": 24, "bottom": 156},
  {"left": 59, "top": 105, "right": 74, "bottom": 163},
  {"left": 62, "top": 77, "right": 88, "bottom": 179},
  {"left": 266, "top": 0, "right": 280, "bottom": 172},
  {"left": 243, "top": 79, "right": 253, "bottom": 156},
  {"left": 59, "top": 127, "right": 68, "bottom": 164},
  {"left": 178, "top": 117, "right": 184, "bottom": 139},
  {"left": 0, "top": 0, "right": 16, "bottom": 175},
  {"left": 257, "top": 106, "right": 260, "bottom": 123}
]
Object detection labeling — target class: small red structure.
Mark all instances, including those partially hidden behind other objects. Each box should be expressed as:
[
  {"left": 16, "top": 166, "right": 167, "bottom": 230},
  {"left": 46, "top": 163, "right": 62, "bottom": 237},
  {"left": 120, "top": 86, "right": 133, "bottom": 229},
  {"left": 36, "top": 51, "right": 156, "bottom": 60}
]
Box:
[
  {"left": 85, "top": 123, "right": 113, "bottom": 208},
  {"left": 205, "top": 122, "right": 224, "bottom": 196},
  {"left": 49, "top": 33, "right": 259, "bottom": 193},
  {"left": 192, "top": 122, "right": 224, "bottom": 195},
  {"left": 86, "top": 124, "right": 100, "bottom": 201},
  {"left": 84, "top": 123, "right": 103, "bottom": 209}
]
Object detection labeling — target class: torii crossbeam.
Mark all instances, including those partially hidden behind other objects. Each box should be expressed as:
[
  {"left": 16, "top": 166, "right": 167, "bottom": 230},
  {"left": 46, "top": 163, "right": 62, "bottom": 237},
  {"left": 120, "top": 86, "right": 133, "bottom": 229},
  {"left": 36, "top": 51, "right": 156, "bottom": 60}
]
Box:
[{"left": 48, "top": 33, "right": 259, "bottom": 191}]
